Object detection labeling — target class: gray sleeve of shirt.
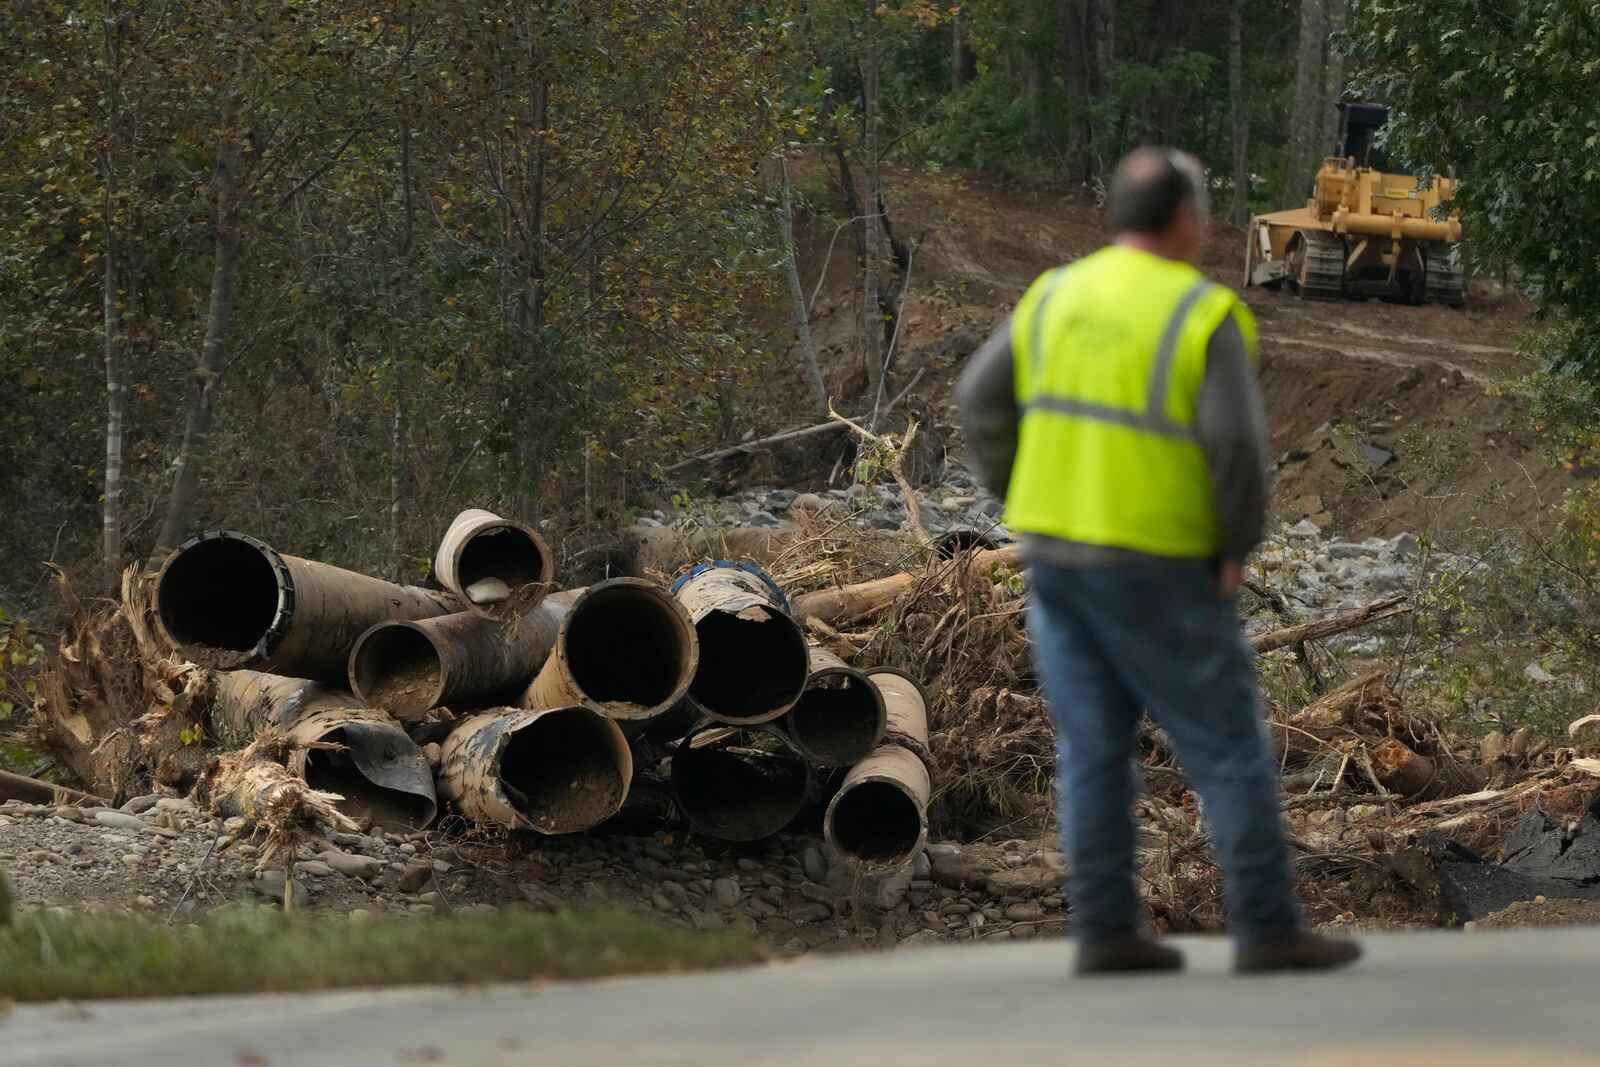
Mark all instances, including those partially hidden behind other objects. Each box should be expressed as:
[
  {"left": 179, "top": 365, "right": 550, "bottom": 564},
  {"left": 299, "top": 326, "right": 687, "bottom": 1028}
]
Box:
[
  {"left": 954, "top": 317, "right": 1019, "bottom": 500},
  {"left": 1195, "top": 314, "right": 1270, "bottom": 562}
]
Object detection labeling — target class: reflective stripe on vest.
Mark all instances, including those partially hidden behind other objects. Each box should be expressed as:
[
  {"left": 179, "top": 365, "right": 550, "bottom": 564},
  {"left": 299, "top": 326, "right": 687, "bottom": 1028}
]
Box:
[{"left": 1024, "top": 274, "right": 1215, "bottom": 441}]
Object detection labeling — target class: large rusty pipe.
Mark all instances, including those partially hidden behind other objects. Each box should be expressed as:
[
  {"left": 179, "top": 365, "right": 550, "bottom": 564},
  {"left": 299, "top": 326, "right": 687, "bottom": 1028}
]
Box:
[
  {"left": 672, "top": 562, "right": 807, "bottom": 725},
  {"left": 154, "top": 531, "right": 458, "bottom": 684},
  {"left": 521, "top": 579, "right": 698, "bottom": 734},
  {"left": 781, "top": 644, "right": 886, "bottom": 768},
  {"left": 823, "top": 666, "right": 932, "bottom": 870},
  {"left": 438, "top": 707, "right": 632, "bottom": 834},
  {"left": 671, "top": 721, "right": 811, "bottom": 842},
  {"left": 349, "top": 598, "right": 568, "bottom": 721},
  {"left": 435, "top": 509, "right": 555, "bottom": 619},
  {"left": 211, "top": 669, "right": 438, "bottom": 830}
]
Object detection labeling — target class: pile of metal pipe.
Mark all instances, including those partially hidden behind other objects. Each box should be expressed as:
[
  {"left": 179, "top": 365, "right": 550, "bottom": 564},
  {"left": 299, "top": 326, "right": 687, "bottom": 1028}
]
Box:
[
  {"left": 823, "top": 666, "right": 932, "bottom": 870},
  {"left": 153, "top": 524, "right": 935, "bottom": 857}
]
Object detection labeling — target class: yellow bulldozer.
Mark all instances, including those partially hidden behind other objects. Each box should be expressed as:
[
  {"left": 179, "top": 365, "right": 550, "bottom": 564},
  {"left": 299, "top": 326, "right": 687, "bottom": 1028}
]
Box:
[{"left": 1245, "top": 102, "right": 1463, "bottom": 307}]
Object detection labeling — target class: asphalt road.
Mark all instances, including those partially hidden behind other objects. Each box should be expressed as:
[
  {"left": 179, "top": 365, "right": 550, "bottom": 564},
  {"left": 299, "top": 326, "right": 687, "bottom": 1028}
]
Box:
[{"left": 3, "top": 929, "right": 1597, "bottom": 1067}]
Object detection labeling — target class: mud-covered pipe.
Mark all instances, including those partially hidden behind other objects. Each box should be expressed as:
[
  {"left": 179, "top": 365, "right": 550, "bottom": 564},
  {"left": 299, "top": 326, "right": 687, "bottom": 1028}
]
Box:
[
  {"left": 781, "top": 644, "right": 886, "bottom": 768},
  {"left": 349, "top": 598, "right": 568, "bottom": 720},
  {"left": 521, "top": 579, "right": 698, "bottom": 734},
  {"left": 438, "top": 707, "right": 632, "bottom": 834},
  {"left": 154, "top": 532, "right": 459, "bottom": 684},
  {"left": 211, "top": 670, "right": 438, "bottom": 830},
  {"left": 672, "top": 562, "right": 807, "bottom": 725},
  {"left": 823, "top": 666, "right": 933, "bottom": 870},
  {"left": 435, "top": 509, "right": 555, "bottom": 619},
  {"left": 935, "top": 528, "right": 1001, "bottom": 560},
  {"left": 671, "top": 720, "right": 811, "bottom": 842}
]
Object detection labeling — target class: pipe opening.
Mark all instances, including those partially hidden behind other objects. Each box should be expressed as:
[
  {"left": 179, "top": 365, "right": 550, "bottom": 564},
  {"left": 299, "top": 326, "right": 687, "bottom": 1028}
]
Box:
[
  {"left": 790, "top": 673, "right": 884, "bottom": 767},
  {"left": 565, "top": 585, "right": 694, "bottom": 712},
  {"left": 501, "top": 711, "right": 626, "bottom": 833},
  {"left": 935, "top": 529, "right": 1001, "bottom": 560},
  {"left": 829, "top": 780, "right": 923, "bottom": 866},
  {"left": 156, "top": 536, "right": 281, "bottom": 653},
  {"left": 351, "top": 625, "right": 443, "bottom": 716},
  {"left": 689, "top": 606, "right": 808, "bottom": 722},
  {"left": 304, "top": 729, "right": 436, "bottom": 831},
  {"left": 674, "top": 729, "right": 809, "bottom": 841},
  {"left": 457, "top": 525, "right": 549, "bottom": 590}
]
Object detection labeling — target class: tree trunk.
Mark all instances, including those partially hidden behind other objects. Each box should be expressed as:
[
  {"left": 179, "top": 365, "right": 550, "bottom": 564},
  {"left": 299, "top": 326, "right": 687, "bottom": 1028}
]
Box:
[
  {"left": 950, "top": 10, "right": 969, "bottom": 92},
  {"left": 1318, "top": 0, "right": 1348, "bottom": 158},
  {"left": 859, "top": 17, "right": 883, "bottom": 402},
  {"left": 774, "top": 162, "right": 828, "bottom": 415},
  {"left": 1060, "top": 0, "right": 1093, "bottom": 182},
  {"left": 146, "top": 143, "right": 243, "bottom": 571},
  {"left": 1280, "top": 0, "right": 1328, "bottom": 208},
  {"left": 1226, "top": 0, "right": 1251, "bottom": 226},
  {"left": 101, "top": 203, "right": 124, "bottom": 591}
]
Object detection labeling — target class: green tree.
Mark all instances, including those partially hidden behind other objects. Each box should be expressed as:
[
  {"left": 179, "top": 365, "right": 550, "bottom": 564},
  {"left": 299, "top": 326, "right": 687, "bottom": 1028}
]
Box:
[{"left": 1350, "top": 0, "right": 1600, "bottom": 375}]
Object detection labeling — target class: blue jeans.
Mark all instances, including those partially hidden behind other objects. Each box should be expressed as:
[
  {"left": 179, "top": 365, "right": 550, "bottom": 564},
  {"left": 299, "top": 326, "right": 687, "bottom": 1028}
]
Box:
[{"left": 1025, "top": 558, "right": 1300, "bottom": 944}]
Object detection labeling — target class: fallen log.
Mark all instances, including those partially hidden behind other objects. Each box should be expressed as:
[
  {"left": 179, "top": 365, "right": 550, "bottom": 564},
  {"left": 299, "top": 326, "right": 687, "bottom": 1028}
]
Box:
[
  {"left": 791, "top": 544, "right": 1023, "bottom": 626},
  {"left": 1249, "top": 596, "right": 1409, "bottom": 654},
  {"left": 0, "top": 769, "right": 109, "bottom": 808},
  {"left": 664, "top": 370, "right": 926, "bottom": 474}
]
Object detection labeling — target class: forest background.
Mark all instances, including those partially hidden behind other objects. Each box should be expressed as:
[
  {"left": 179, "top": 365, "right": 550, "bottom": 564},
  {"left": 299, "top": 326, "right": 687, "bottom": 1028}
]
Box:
[{"left": 1, "top": 0, "right": 1595, "bottom": 723}]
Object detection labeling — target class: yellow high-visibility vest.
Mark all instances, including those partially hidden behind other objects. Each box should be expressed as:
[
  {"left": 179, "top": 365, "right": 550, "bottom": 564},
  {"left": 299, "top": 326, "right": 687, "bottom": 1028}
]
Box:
[{"left": 1006, "top": 245, "right": 1258, "bottom": 558}]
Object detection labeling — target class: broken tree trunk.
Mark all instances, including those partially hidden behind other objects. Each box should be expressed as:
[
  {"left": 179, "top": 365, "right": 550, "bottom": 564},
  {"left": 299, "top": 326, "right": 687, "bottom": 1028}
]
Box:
[
  {"left": 1250, "top": 597, "right": 1409, "bottom": 654},
  {"left": 196, "top": 730, "right": 359, "bottom": 867},
  {"left": 792, "top": 544, "right": 1023, "bottom": 626},
  {"left": 0, "top": 770, "right": 109, "bottom": 808}
]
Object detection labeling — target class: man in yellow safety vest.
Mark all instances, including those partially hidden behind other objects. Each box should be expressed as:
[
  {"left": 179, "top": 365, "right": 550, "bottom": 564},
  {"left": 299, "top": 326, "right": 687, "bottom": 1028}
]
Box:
[{"left": 957, "top": 147, "right": 1361, "bottom": 974}]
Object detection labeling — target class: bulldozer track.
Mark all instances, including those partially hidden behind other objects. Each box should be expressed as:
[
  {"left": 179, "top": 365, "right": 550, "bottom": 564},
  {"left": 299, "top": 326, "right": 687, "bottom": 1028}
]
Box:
[
  {"left": 1424, "top": 243, "right": 1465, "bottom": 308},
  {"left": 1296, "top": 231, "right": 1346, "bottom": 301}
]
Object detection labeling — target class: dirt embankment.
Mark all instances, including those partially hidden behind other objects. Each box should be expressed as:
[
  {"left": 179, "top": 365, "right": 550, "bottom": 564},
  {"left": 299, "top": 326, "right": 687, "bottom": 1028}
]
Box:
[{"left": 763, "top": 166, "right": 1565, "bottom": 545}]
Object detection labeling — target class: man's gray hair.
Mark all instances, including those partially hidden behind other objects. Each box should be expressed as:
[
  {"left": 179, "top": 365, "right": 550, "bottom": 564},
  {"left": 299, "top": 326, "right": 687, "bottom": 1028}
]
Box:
[{"left": 1108, "top": 147, "right": 1210, "bottom": 234}]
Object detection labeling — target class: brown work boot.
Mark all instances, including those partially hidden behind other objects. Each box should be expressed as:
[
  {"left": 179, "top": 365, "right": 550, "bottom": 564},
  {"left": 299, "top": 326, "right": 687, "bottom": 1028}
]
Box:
[
  {"left": 1074, "top": 935, "right": 1184, "bottom": 975},
  {"left": 1235, "top": 929, "right": 1362, "bottom": 974}
]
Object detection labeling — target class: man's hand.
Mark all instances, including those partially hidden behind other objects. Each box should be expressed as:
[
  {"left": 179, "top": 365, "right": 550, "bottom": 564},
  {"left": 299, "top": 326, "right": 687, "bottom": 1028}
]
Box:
[{"left": 1218, "top": 558, "right": 1243, "bottom": 599}]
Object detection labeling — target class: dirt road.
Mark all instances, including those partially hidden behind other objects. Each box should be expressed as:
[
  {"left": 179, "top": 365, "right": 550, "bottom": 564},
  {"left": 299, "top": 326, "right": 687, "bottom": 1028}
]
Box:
[
  {"left": 779, "top": 167, "right": 1566, "bottom": 542},
  {"left": 4, "top": 929, "right": 1596, "bottom": 1066}
]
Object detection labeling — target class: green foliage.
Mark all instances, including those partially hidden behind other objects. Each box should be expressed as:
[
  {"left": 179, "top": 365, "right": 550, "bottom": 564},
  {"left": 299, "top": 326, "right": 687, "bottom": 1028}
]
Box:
[
  {"left": 1350, "top": 0, "right": 1600, "bottom": 374},
  {"left": 0, "top": 905, "right": 762, "bottom": 1001}
]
